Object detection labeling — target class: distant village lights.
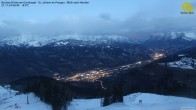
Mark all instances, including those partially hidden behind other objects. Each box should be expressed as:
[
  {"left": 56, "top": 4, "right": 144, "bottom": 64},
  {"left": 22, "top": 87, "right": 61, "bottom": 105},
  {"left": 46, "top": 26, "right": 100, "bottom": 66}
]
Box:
[
  {"left": 65, "top": 70, "right": 109, "bottom": 82},
  {"left": 153, "top": 53, "right": 165, "bottom": 60},
  {"left": 53, "top": 58, "right": 160, "bottom": 82}
]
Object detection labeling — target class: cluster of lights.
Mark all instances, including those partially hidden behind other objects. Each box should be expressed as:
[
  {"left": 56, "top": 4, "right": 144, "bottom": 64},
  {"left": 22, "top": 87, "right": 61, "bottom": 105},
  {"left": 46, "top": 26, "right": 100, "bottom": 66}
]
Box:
[
  {"left": 53, "top": 73, "right": 63, "bottom": 81},
  {"left": 65, "top": 70, "right": 109, "bottom": 82},
  {"left": 153, "top": 53, "right": 165, "bottom": 60},
  {"left": 53, "top": 59, "right": 156, "bottom": 82},
  {"left": 65, "top": 62, "right": 145, "bottom": 82}
]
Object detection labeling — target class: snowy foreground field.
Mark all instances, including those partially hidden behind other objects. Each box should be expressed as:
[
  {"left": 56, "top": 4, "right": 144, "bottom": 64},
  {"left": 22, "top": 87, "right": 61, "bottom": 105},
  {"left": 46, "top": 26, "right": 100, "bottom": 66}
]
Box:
[
  {"left": 68, "top": 93, "right": 196, "bottom": 110},
  {"left": 0, "top": 86, "right": 52, "bottom": 110},
  {"left": 1, "top": 86, "right": 196, "bottom": 110}
]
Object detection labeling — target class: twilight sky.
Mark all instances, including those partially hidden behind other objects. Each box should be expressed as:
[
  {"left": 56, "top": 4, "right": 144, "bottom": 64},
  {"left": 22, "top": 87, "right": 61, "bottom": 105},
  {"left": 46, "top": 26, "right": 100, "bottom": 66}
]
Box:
[{"left": 0, "top": 0, "right": 196, "bottom": 39}]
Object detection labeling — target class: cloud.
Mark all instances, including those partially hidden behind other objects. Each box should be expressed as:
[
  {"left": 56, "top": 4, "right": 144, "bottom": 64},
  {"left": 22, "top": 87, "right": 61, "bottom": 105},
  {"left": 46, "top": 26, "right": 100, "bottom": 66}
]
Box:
[
  {"left": 99, "top": 13, "right": 111, "bottom": 20},
  {"left": 119, "top": 12, "right": 196, "bottom": 36},
  {"left": 0, "top": 13, "right": 196, "bottom": 40},
  {"left": 1, "top": 0, "right": 196, "bottom": 41}
]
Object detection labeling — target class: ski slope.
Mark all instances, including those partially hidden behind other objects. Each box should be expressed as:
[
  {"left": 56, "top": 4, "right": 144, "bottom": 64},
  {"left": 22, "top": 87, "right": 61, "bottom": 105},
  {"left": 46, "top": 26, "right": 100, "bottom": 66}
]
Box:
[
  {"left": 0, "top": 86, "right": 52, "bottom": 110},
  {"left": 68, "top": 93, "right": 196, "bottom": 110},
  {"left": 1, "top": 85, "right": 196, "bottom": 110}
]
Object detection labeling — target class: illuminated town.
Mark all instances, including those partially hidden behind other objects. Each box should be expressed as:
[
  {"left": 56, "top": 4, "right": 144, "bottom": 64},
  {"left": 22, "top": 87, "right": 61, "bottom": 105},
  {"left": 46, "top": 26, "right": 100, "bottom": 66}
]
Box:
[
  {"left": 66, "top": 70, "right": 109, "bottom": 82},
  {"left": 53, "top": 53, "right": 165, "bottom": 82}
]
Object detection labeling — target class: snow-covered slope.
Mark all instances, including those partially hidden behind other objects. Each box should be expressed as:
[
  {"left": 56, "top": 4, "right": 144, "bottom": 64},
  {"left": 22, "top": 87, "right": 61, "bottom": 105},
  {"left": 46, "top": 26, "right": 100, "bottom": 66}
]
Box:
[
  {"left": 2, "top": 85, "right": 196, "bottom": 110},
  {"left": 68, "top": 93, "right": 196, "bottom": 110},
  {"left": 0, "top": 86, "right": 52, "bottom": 110},
  {"left": 0, "top": 34, "right": 128, "bottom": 47},
  {"left": 167, "top": 57, "right": 196, "bottom": 70}
]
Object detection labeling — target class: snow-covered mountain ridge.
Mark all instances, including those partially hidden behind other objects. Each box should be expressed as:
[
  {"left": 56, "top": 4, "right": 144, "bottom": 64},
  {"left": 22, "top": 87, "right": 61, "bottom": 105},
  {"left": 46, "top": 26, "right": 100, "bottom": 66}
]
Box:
[
  {"left": 143, "top": 32, "right": 196, "bottom": 54},
  {"left": 150, "top": 32, "right": 196, "bottom": 41},
  {"left": 0, "top": 35, "right": 129, "bottom": 47}
]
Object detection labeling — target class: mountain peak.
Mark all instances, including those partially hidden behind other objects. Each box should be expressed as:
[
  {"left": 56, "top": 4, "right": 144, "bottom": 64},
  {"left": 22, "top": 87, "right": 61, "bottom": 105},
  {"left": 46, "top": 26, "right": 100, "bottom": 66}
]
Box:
[
  {"left": 0, "top": 34, "right": 129, "bottom": 47},
  {"left": 150, "top": 32, "right": 196, "bottom": 41}
]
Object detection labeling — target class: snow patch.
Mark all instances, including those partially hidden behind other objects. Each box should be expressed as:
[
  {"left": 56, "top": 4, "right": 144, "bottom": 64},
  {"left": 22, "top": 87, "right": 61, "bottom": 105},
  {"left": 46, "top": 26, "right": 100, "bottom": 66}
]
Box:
[
  {"left": 167, "top": 57, "right": 196, "bottom": 70},
  {"left": 0, "top": 86, "right": 52, "bottom": 110},
  {"left": 184, "top": 32, "right": 196, "bottom": 41}
]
